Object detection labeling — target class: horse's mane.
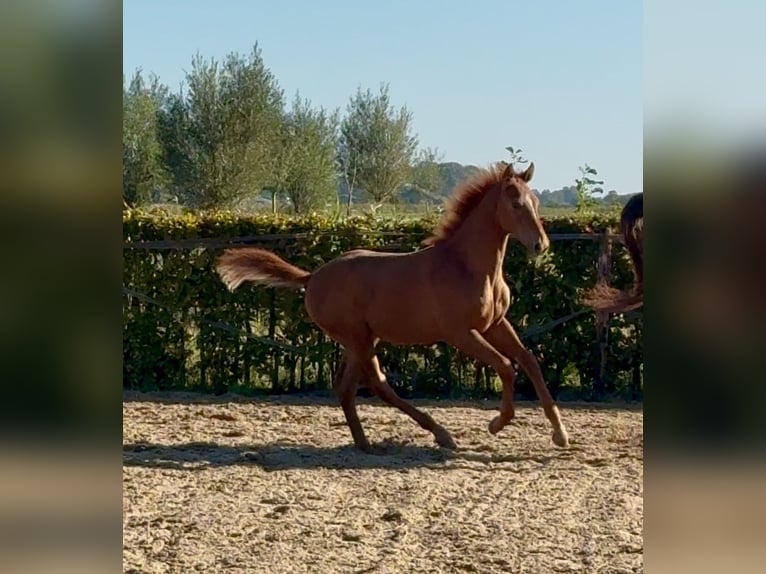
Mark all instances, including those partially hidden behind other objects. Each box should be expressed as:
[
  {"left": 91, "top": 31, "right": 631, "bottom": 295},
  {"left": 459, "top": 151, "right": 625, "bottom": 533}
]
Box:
[{"left": 422, "top": 162, "right": 506, "bottom": 247}]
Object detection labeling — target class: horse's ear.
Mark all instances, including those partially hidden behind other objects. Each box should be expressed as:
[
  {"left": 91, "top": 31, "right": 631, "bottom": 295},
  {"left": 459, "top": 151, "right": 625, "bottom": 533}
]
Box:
[
  {"left": 520, "top": 162, "right": 535, "bottom": 183},
  {"left": 501, "top": 161, "right": 515, "bottom": 180}
]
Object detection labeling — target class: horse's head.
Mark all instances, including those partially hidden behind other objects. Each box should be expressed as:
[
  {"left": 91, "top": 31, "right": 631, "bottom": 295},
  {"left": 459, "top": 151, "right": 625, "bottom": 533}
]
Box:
[{"left": 496, "top": 161, "right": 549, "bottom": 257}]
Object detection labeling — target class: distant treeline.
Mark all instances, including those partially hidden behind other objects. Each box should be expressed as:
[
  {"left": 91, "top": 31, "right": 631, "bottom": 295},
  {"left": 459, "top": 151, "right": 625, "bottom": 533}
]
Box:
[{"left": 396, "top": 162, "right": 630, "bottom": 207}]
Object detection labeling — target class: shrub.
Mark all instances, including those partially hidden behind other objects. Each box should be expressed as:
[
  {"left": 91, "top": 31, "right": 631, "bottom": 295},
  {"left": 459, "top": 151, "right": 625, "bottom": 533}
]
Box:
[{"left": 123, "top": 210, "right": 641, "bottom": 400}]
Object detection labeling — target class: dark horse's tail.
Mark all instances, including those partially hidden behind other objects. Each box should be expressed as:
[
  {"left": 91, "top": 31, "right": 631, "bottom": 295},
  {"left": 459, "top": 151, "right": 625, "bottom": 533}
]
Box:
[
  {"left": 582, "top": 193, "right": 643, "bottom": 313},
  {"left": 216, "top": 248, "right": 311, "bottom": 291}
]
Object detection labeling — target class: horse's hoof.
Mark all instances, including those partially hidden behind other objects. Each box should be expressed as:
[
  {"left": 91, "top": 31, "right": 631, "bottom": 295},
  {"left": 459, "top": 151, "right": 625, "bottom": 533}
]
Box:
[
  {"left": 552, "top": 427, "right": 570, "bottom": 448},
  {"left": 434, "top": 428, "right": 457, "bottom": 450},
  {"left": 488, "top": 415, "right": 506, "bottom": 435}
]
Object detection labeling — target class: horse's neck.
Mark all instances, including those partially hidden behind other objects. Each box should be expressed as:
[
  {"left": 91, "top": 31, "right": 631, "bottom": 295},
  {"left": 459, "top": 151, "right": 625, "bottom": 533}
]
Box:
[{"left": 446, "top": 190, "right": 508, "bottom": 281}]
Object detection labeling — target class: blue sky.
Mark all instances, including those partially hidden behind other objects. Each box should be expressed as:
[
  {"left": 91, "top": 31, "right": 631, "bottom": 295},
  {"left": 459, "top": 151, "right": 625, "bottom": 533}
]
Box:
[{"left": 123, "top": 0, "right": 642, "bottom": 195}]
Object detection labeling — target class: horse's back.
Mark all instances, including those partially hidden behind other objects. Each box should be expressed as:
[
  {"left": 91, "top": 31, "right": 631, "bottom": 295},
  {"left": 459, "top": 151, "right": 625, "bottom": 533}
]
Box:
[{"left": 303, "top": 248, "right": 438, "bottom": 344}]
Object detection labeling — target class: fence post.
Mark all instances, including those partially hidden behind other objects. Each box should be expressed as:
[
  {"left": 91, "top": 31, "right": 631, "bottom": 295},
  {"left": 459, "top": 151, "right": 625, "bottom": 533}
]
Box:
[
  {"left": 243, "top": 316, "right": 252, "bottom": 388},
  {"left": 268, "top": 289, "right": 279, "bottom": 391},
  {"left": 594, "top": 229, "right": 612, "bottom": 396},
  {"left": 198, "top": 319, "right": 207, "bottom": 389},
  {"left": 632, "top": 322, "right": 643, "bottom": 397}
]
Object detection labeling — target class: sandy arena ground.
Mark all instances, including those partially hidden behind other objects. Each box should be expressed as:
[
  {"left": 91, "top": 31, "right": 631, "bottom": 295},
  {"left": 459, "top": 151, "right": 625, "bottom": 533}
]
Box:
[{"left": 123, "top": 392, "right": 643, "bottom": 573}]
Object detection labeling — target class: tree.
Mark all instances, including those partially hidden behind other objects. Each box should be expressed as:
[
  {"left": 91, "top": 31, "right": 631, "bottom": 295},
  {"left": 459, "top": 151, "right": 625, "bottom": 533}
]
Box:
[
  {"left": 438, "top": 162, "right": 481, "bottom": 195},
  {"left": 271, "top": 93, "right": 340, "bottom": 214},
  {"left": 336, "top": 140, "right": 358, "bottom": 216},
  {"left": 408, "top": 147, "right": 445, "bottom": 201},
  {"left": 504, "top": 145, "right": 529, "bottom": 171},
  {"left": 122, "top": 70, "right": 170, "bottom": 205},
  {"left": 157, "top": 44, "right": 284, "bottom": 209},
  {"left": 602, "top": 189, "right": 623, "bottom": 206},
  {"left": 575, "top": 163, "right": 604, "bottom": 213},
  {"left": 339, "top": 84, "right": 418, "bottom": 212}
]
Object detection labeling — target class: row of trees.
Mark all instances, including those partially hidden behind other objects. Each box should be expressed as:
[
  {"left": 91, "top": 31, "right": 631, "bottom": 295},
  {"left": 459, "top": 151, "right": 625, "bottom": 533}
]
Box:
[{"left": 123, "top": 44, "right": 444, "bottom": 213}]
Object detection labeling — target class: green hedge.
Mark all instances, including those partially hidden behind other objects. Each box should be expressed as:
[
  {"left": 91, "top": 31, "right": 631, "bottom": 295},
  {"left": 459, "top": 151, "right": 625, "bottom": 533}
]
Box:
[{"left": 123, "top": 210, "right": 642, "bottom": 400}]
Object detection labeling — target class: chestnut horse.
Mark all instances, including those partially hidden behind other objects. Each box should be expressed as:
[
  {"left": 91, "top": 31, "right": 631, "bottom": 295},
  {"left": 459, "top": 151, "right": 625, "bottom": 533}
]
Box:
[
  {"left": 583, "top": 192, "right": 643, "bottom": 313},
  {"left": 216, "top": 161, "right": 569, "bottom": 452}
]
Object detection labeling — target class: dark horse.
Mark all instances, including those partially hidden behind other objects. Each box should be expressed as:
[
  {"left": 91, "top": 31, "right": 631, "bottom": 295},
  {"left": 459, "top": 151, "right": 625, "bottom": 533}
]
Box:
[
  {"left": 216, "top": 161, "right": 569, "bottom": 452},
  {"left": 583, "top": 192, "right": 643, "bottom": 313}
]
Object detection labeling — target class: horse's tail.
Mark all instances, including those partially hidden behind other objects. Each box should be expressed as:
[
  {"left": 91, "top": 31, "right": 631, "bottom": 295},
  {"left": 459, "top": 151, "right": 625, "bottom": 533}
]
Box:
[
  {"left": 581, "top": 282, "right": 643, "bottom": 314},
  {"left": 582, "top": 193, "right": 643, "bottom": 313},
  {"left": 216, "top": 248, "right": 311, "bottom": 291}
]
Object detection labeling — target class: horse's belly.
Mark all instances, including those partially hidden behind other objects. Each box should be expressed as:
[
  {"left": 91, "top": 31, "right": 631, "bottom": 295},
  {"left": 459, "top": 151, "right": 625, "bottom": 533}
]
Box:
[
  {"left": 366, "top": 300, "right": 441, "bottom": 345},
  {"left": 368, "top": 320, "right": 441, "bottom": 346}
]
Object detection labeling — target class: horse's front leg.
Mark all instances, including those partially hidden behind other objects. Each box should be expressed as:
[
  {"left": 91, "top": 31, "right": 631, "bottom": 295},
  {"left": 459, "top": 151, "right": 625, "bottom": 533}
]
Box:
[
  {"left": 484, "top": 318, "right": 569, "bottom": 447},
  {"left": 447, "top": 329, "right": 527, "bottom": 438}
]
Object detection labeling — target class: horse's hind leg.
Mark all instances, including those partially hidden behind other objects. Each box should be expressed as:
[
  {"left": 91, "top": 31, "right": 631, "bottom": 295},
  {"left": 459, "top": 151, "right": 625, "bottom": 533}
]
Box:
[
  {"left": 332, "top": 355, "right": 370, "bottom": 452},
  {"left": 362, "top": 355, "right": 457, "bottom": 449}
]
